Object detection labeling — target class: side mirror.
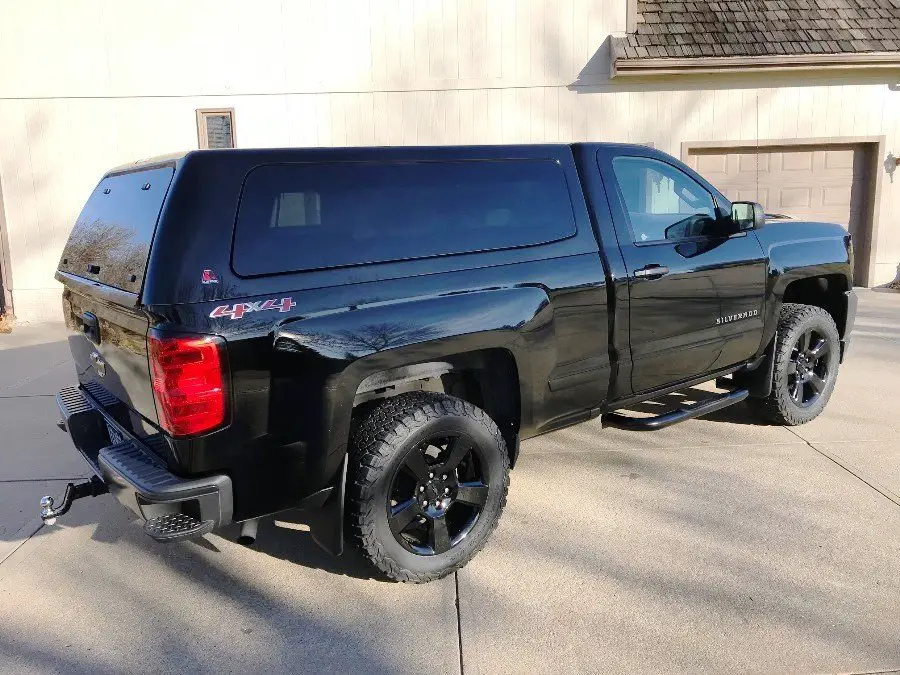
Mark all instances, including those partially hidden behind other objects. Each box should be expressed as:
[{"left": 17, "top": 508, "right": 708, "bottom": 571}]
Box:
[{"left": 731, "top": 201, "right": 766, "bottom": 230}]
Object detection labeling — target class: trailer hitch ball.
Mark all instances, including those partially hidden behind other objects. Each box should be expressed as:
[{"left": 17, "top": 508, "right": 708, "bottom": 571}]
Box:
[
  {"left": 40, "top": 496, "right": 58, "bottom": 525},
  {"left": 38, "top": 477, "right": 108, "bottom": 525}
]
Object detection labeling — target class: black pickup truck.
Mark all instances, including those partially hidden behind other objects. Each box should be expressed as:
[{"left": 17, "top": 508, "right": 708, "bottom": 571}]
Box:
[{"left": 43, "top": 143, "right": 856, "bottom": 582}]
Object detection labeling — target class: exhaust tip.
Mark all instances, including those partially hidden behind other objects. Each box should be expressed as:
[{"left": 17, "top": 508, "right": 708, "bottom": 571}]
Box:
[{"left": 236, "top": 518, "right": 260, "bottom": 546}]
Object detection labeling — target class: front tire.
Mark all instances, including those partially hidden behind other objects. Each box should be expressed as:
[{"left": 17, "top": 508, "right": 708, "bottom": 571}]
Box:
[
  {"left": 748, "top": 303, "right": 840, "bottom": 425},
  {"left": 347, "top": 392, "right": 510, "bottom": 583}
]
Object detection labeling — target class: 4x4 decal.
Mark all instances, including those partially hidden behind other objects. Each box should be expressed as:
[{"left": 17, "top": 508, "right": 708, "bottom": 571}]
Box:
[{"left": 210, "top": 297, "right": 296, "bottom": 320}]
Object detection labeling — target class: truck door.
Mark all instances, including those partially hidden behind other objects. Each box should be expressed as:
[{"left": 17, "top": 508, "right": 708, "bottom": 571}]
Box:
[{"left": 597, "top": 146, "right": 767, "bottom": 395}]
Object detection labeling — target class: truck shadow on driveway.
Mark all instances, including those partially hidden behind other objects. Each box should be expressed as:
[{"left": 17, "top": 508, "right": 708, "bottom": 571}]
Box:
[
  {"left": 219, "top": 518, "right": 388, "bottom": 582},
  {"left": 2, "top": 508, "right": 408, "bottom": 673},
  {"left": 85, "top": 509, "right": 387, "bottom": 581}
]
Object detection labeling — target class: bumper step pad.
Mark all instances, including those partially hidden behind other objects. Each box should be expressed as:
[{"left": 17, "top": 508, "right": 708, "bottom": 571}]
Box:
[
  {"left": 144, "top": 513, "right": 215, "bottom": 542},
  {"left": 54, "top": 385, "right": 234, "bottom": 541}
]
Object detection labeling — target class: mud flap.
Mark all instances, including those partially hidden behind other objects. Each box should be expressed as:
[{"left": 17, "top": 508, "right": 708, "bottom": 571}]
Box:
[
  {"left": 305, "top": 454, "right": 348, "bottom": 556},
  {"left": 733, "top": 333, "right": 776, "bottom": 398}
]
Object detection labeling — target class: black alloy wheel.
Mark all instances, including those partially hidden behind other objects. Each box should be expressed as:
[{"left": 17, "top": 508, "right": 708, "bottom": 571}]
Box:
[
  {"left": 786, "top": 328, "right": 832, "bottom": 408},
  {"left": 748, "top": 302, "right": 840, "bottom": 426},
  {"left": 347, "top": 391, "right": 510, "bottom": 583},
  {"left": 388, "top": 433, "right": 489, "bottom": 555}
]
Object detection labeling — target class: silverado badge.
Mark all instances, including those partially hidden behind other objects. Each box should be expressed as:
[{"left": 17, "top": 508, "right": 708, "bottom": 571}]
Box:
[{"left": 716, "top": 309, "right": 759, "bottom": 325}]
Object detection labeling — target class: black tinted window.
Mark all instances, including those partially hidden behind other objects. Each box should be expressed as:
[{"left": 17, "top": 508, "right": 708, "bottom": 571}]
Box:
[
  {"left": 233, "top": 159, "right": 576, "bottom": 275},
  {"left": 612, "top": 157, "right": 719, "bottom": 243},
  {"left": 59, "top": 167, "right": 174, "bottom": 292}
]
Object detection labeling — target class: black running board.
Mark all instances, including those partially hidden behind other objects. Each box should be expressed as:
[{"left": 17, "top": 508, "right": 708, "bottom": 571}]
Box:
[{"left": 601, "top": 388, "right": 749, "bottom": 431}]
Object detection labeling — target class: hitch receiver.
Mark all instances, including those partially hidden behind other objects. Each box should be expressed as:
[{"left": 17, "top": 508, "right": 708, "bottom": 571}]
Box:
[{"left": 40, "top": 476, "right": 109, "bottom": 525}]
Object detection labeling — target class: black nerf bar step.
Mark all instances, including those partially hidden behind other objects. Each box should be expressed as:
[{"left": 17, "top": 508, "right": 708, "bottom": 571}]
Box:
[{"left": 601, "top": 388, "right": 749, "bottom": 431}]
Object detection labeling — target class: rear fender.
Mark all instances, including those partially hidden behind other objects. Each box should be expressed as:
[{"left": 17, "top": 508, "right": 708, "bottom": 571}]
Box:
[{"left": 271, "top": 287, "right": 553, "bottom": 495}]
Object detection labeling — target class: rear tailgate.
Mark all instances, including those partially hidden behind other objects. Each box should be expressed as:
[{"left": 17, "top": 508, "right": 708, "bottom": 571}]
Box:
[{"left": 58, "top": 166, "right": 175, "bottom": 426}]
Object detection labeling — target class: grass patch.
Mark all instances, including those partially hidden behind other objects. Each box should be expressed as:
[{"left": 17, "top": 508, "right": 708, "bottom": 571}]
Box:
[{"left": 0, "top": 313, "right": 14, "bottom": 334}]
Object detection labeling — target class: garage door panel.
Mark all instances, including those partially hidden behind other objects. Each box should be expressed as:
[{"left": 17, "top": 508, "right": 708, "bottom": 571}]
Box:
[
  {"left": 825, "top": 149, "right": 854, "bottom": 169},
  {"left": 696, "top": 152, "right": 727, "bottom": 175},
  {"left": 822, "top": 185, "right": 852, "bottom": 207},
  {"left": 782, "top": 151, "right": 815, "bottom": 171},
  {"left": 732, "top": 187, "right": 761, "bottom": 202},
  {"left": 778, "top": 187, "right": 813, "bottom": 209}
]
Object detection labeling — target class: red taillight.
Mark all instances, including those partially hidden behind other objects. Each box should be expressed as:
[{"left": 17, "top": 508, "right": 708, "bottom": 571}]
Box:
[{"left": 147, "top": 333, "right": 228, "bottom": 437}]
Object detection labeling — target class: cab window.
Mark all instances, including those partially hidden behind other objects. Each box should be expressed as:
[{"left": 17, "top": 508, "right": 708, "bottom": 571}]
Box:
[{"left": 612, "top": 156, "right": 721, "bottom": 243}]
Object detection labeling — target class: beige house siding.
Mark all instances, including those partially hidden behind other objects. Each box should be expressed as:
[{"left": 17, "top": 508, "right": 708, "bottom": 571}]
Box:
[{"left": 0, "top": 1, "right": 898, "bottom": 320}]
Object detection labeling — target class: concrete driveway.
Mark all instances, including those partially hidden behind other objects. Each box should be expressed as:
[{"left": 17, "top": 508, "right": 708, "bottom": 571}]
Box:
[{"left": 0, "top": 290, "right": 897, "bottom": 674}]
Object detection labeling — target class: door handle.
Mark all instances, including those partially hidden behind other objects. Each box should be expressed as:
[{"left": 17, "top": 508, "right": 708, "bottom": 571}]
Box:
[{"left": 633, "top": 265, "right": 669, "bottom": 280}]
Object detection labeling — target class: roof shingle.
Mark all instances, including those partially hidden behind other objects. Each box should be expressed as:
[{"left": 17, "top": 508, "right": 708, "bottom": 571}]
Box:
[{"left": 615, "top": 0, "right": 900, "bottom": 60}]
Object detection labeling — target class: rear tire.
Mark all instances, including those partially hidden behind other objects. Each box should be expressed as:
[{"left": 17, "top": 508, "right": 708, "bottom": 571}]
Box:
[
  {"left": 748, "top": 303, "right": 840, "bottom": 426},
  {"left": 347, "top": 392, "right": 510, "bottom": 583}
]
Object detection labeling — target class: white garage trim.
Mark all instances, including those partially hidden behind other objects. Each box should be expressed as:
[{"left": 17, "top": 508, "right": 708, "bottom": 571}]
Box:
[
  {"left": 682, "top": 136, "right": 886, "bottom": 287},
  {"left": 0, "top": 176, "right": 13, "bottom": 315}
]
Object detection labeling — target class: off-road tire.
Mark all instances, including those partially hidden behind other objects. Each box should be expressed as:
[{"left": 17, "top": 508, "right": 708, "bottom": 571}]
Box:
[
  {"left": 347, "top": 391, "right": 510, "bottom": 583},
  {"left": 748, "top": 303, "right": 840, "bottom": 425}
]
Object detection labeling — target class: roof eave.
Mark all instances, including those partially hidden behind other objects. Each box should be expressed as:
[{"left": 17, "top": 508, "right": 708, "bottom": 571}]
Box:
[{"left": 611, "top": 51, "right": 900, "bottom": 78}]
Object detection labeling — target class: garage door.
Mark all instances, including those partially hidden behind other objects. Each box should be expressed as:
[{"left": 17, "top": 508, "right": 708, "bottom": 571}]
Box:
[{"left": 686, "top": 143, "right": 873, "bottom": 284}]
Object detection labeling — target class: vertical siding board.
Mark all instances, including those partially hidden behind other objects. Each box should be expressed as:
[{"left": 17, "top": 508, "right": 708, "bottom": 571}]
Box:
[
  {"left": 413, "top": 1, "right": 432, "bottom": 82},
  {"left": 487, "top": 88, "right": 503, "bottom": 143},
  {"left": 457, "top": 0, "right": 473, "bottom": 80},
  {"left": 837, "top": 85, "right": 857, "bottom": 137},
  {"left": 756, "top": 88, "right": 772, "bottom": 141},
  {"left": 796, "top": 87, "right": 814, "bottom": 140},
  {"left": 472, "top": 88, "right": 484, "bottom": 144},
  {"left": 586, "top": 0, "right": 606, "bottom": 79},
  {"left": 499, "top": 0, "right": 517, "bottom": 80},
  {"left": 545, "top": 87, "right": 560, "bottom": 143},
  {"left": 557, "top": 0, "right": 576, "bottom": 83},
  {"left": 557, "top": 86, "right": 575, "bottom": 142},
  {"left": 369, "top": 0, "right": 388, "bottom": 86},
  {"left": 393, "top": 0, "right": 414, "bottom": 87},
  {"left": 314, "top": 95, "right": 333, "bottom": 147},
  {"left": 342, "top": 93, "right": 363, "bottom": 146},
  {"left": 809, "top": 87, "right": 827, "bottom": 138},
  {"left": 823, "top": 86, "right": 842, "bottom": 138},
  {"left": 457, "top": 89, "right": 473, "bottom": 143},
  {"left": 427, "top": 0, "right": 443, "bottom": 79},
  {"left": 290, "top": 95, "right": 320, "bottom": 147},
  {"left": 444, "top": 0, "right": 460, "bottom": 81},
  {"left": 531, "top": 0, "right": 548, "bottom": 82},
  {"left": 572, "top": 0, "right": 590, "bottom": 80},
  {"left": 514, "top": 0, "right": 531, "bottom": 80},
  {"left": 485, "top": 1, "right": 503, "bottom": 79}
]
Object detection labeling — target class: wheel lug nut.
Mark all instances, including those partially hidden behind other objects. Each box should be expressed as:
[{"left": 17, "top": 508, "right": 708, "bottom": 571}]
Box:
[
  {"left": 429, "top": 472, "right": 434, "bottom": 479},
  {"left": 442, "top": 474, "right": 447, "bottom": 480},
  {"left": 422, "top": 500, "right": 428, "bottom": 507},
  {"left": 444, "top": 487, "right": 450, "bottom": 494},
  {"left": 419, "top": 486, "right": 425, "bottom": 492}
]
